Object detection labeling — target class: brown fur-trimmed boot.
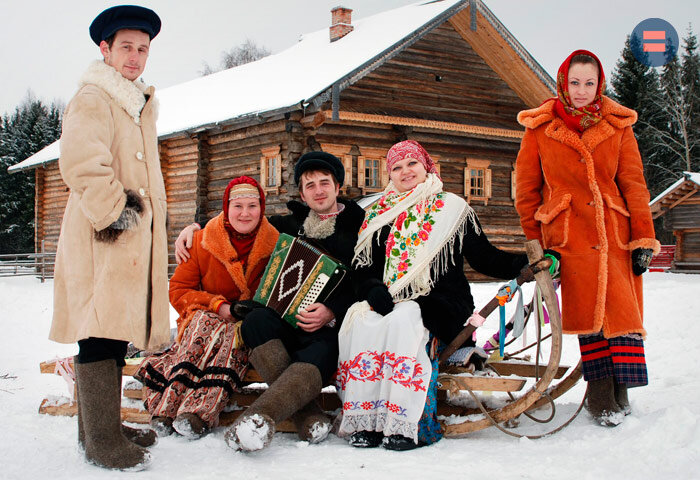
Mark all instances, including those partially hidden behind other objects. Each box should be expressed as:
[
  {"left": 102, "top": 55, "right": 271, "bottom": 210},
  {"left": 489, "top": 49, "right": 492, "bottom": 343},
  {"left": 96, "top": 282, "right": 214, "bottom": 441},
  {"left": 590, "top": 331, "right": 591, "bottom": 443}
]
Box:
[
  {"left": 76, "top": 357, "right": 156, "bottom": 449},
  {"left": 614, "top": 381, "right": 631, "bottom": 415},
  {"left": 291, "top": 401, "right": 331, "bottom": 444},
  {"left": 225, "top": 362, "right": 322, "bottom": 452},
  {"left": 585, "top": 377, "right": 624, "bottom": 427},
  {"left": 75, "top": 359, "right": 151, "bottom": 470}
]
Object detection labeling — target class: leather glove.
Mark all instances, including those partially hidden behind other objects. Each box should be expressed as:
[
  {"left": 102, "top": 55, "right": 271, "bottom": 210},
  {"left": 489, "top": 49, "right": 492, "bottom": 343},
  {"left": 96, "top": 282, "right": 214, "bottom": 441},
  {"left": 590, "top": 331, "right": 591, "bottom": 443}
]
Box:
[
  {"left": 543, "top": 249, "right": 561, "bottom": 279},
  {"left": 366, "top": 284, "right": 394, "bottom": 316},
  {"left": 231, "top": 299, "right": 265, "bottom": 320},
  {"left": 632, "top": 248, "right": 653, "bottom": 276}
]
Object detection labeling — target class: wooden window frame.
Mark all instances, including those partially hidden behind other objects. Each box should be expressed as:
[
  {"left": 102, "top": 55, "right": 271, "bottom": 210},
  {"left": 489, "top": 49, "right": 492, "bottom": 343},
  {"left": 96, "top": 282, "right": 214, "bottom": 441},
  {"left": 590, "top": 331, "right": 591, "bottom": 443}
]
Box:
[
  {"left": 511, "top": 168, "right": 516, "bottom": 201},
  {"left": 357, "top": 147, "right": 388, "bottom": 194},
  {"left": 464, "top": 158, "right": 492, "bottom": 205},
  {"left": 320, "top": 143, "right": 353, "bottom": 193},
  {"left": 260, "top": 145, "right": 281, "bottom": 194}
]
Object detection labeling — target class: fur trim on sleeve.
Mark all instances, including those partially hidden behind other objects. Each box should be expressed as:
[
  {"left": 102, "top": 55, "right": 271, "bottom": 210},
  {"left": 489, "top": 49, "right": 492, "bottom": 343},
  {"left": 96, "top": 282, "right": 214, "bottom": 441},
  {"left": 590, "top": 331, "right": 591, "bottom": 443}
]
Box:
[{"left": 94, "top": 189, "right": 144, "bottom": 243}]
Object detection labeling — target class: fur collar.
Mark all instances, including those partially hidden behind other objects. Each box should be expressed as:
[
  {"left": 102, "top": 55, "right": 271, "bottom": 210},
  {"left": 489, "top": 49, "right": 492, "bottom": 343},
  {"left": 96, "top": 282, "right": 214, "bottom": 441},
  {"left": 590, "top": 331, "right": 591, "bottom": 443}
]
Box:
[
  {"left": 288, "top": 198, "right": 366, "bottom": 235},
  {"left": 200, "top": 212, "right": 279, "bottom": 298},
  {"left": 302, "top": 210, "right": 337, "bottom": 239},
  {"left": 517, "top": 96, "right": 637, "bottom": 130},
  {"left": 79, "top": 60, "right": 155, "bottom": 125}
]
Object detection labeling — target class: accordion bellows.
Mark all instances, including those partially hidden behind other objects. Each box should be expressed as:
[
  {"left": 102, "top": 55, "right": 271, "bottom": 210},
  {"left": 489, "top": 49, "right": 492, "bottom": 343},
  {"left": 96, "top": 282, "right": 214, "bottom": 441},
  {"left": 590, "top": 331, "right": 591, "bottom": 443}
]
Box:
[{"left": 253, "top": 233, "right": 347, "bottom": 327}]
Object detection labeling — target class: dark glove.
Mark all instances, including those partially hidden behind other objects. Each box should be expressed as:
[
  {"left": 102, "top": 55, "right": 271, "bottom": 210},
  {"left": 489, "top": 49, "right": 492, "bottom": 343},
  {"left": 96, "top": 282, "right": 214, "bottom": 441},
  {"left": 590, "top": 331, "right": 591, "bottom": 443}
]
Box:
[
  {"left": 543, "top": 249, "right": 561, "bottom": 279},
  {"left": 632, "top": 248, "right": 653, "bottom": 276},
  {"left": 231, "top": 299, "right": 265, "bottom": 320},
  {"left": 366, "top": 285, "right": 394, "bottom": 316}
]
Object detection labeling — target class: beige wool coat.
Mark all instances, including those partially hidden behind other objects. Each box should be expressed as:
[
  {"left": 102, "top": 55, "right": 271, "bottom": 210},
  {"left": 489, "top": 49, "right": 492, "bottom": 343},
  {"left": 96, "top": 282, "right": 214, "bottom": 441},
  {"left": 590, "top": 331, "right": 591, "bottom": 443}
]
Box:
[{"left": 50, "top": 60, "right": 170, "bottom": 350}]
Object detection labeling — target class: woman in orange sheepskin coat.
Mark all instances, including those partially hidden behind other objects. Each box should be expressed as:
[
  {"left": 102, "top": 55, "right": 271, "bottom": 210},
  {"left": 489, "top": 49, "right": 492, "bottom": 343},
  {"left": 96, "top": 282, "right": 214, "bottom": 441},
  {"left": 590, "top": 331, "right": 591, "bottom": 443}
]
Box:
[
  {"left": 136, "top": 176, "right": 278, "bottom": 438},
  {"left": 515, "top": 50, "right": 659, "bottom": 427}
]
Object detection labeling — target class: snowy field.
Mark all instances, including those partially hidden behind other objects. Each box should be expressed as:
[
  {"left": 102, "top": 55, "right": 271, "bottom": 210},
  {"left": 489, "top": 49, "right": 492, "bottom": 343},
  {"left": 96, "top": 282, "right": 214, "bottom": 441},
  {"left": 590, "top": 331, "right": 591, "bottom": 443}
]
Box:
[{"left": 1, "top": 273, "right": 698, "bottom": 479}]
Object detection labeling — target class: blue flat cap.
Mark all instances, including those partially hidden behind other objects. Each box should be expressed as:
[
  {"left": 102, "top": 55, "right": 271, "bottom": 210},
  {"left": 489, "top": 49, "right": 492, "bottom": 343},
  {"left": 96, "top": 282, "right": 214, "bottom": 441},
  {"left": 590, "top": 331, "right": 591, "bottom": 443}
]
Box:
[
  {"left": 294, "top": 151, "right": 345, "bottom": 187},
  {"left": 89, "top": 5, "right": 161, "bottom": 45}
]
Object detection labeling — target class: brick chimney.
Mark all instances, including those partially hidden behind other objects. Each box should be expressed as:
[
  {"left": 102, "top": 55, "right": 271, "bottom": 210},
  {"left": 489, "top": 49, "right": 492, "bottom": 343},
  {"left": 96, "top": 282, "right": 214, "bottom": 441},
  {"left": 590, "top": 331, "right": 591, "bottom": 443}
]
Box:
[{"left": 330, "top": 6, "right": 353, "bottom": 42}]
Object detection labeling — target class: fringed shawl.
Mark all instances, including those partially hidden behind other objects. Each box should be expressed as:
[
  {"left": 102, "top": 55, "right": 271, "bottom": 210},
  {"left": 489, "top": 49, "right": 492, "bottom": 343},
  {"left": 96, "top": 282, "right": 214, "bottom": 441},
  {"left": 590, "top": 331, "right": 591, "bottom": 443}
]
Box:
[{"left": 353, "top": 174, "right": 479, "bottom": 301}]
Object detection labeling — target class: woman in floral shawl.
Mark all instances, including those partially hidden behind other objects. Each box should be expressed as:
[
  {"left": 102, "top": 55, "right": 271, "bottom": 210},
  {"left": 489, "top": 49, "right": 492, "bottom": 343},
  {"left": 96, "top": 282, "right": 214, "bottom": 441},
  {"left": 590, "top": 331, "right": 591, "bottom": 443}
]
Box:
[{"left": 336, "top": 140, "right": 529, "bottom": 450}]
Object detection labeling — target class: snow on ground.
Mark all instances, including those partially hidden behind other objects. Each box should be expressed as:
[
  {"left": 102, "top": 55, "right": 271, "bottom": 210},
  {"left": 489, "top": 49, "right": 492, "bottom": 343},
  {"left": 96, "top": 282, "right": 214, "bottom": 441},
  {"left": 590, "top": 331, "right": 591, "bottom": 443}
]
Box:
[{"left": 1, "top": 273, "right": 698, "bottom": 479}]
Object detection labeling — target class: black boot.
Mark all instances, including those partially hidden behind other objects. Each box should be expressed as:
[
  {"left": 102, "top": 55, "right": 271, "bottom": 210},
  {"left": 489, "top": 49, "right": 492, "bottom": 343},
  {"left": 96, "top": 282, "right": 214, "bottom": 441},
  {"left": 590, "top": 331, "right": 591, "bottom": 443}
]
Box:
[
  {"left": 585, "top": 377, "right": 624, "bottom": 427},
  {"left": 75, "top": 359, "right": 151, "bottom": 470},
  {"left": 349, "top": 430, "right": 384, "bottom": 448},
  {"left": 382, "top": 434, "right": 420, "bottom": 451},
  {"left": 225, "top": 362, "right": 322, "bottom": 452},
  {"left": 614, "top": 381, "right": 631, "bottom": 415}
]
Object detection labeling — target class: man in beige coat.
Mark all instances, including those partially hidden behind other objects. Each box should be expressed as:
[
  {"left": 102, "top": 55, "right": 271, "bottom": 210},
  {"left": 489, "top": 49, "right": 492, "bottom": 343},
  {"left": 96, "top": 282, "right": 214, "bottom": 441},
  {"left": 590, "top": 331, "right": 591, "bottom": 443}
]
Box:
[{"left": 50, "top": 5, "right": 169, "bottom": 470}]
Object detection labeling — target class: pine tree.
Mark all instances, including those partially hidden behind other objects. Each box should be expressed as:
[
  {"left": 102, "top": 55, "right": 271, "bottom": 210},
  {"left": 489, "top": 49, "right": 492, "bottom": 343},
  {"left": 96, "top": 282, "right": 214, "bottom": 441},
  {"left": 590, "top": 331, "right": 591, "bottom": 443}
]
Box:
[
  {"left": 0, "top": 94, "right": 62, "bottom": 254},
  {"left": 610, "top": 35, "right": 670, "bottom": 197},
  {"left": 680, "top": 26, "right": 700, "bottom": 173}
]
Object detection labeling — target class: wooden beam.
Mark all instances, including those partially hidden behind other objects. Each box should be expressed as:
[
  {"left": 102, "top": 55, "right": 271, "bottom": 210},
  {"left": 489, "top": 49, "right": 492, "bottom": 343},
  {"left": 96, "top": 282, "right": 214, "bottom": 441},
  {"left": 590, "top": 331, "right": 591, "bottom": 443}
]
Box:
[
  {"left": 325, "top": 110, "right": 523, "bottom": 139},
  {"left": 437, "top": 373, "right": 527, "bottom": 392},
  {"left": 448, "top": 8, "right": 553, "bottom": 108}
]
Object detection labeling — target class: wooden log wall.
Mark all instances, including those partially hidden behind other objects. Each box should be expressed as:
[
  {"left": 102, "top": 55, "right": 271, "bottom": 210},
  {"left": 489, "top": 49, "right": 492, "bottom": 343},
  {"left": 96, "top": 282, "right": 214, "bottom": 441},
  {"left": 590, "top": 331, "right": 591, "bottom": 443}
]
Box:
[
  {"left": 35, "top": 162, "right": 70, "bottom": 264},
  {"left": 201, "top": 116, "right": 294, "bottom": 219},
  {"left": 339, "top": 23, "right": 528, "bottom": 130}
]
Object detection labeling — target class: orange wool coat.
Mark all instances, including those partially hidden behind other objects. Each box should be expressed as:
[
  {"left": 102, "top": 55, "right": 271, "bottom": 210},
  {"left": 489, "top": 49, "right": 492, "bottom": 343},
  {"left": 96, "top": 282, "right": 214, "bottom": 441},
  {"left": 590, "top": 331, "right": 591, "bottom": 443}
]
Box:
[
  {"left": 515, "top": 96, "right": 660, "bottom": 338},
  {"left": 169, "top": 212, "right": 279, "bottom": 341}
]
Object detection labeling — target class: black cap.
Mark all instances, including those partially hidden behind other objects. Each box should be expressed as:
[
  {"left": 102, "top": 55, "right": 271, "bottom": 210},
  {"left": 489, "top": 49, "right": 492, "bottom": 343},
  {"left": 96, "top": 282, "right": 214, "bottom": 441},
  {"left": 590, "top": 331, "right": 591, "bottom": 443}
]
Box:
[
  {"left": 294, "top": 151, "right": 345, "bottom": 187},
  {"left": 89, "top": 5, "right": 161, "bottom": 45}
]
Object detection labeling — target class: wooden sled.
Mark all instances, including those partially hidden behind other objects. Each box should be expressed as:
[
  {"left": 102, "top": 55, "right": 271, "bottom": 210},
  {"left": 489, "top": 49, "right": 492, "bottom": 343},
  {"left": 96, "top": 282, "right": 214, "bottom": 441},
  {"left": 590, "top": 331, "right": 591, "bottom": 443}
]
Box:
[{"left": 39, "top": 241, "right": 581, "bottom": 438}]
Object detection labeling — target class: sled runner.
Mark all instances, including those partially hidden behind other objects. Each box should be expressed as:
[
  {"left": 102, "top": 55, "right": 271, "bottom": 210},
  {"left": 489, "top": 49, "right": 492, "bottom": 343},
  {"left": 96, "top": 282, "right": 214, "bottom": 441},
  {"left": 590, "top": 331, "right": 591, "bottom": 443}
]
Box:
[{"left": 39, "top": 240, "right": 582, "bottom": 438}]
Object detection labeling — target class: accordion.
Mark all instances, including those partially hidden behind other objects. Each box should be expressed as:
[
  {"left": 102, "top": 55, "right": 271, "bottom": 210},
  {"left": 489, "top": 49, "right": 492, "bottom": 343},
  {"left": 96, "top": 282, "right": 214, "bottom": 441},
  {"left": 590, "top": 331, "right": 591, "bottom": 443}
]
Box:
[{"left": 253, "top": 233, "right": 347, "bottom": 327}]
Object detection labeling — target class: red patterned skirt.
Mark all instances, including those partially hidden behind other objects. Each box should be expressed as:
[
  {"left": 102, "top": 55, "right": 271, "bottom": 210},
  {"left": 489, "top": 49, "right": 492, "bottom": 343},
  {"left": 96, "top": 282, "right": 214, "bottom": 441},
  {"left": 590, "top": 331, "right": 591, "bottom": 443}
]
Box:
[{"left": 135, "top": 310, "right": 249, "bottom": 428}]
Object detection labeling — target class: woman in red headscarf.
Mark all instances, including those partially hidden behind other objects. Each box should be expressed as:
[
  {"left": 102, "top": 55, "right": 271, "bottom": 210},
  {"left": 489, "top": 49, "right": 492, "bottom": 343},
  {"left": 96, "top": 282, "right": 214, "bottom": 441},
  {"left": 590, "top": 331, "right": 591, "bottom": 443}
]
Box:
[
  {"left": 136, "top": 176, "right": 279, "bottom": 439},
  {"left": 336, "top": 140, "right": 529, "bottom": 450},
  {"left": 515, "top": 50, "right": 659, "bottom": 426}
]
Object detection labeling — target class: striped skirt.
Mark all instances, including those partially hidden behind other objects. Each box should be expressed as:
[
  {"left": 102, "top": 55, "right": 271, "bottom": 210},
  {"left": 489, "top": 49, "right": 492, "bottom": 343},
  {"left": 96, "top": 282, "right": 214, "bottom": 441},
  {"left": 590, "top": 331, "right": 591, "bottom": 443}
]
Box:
[
  {"left": 578, "top": 332, "right": 648, "bottom": 386},
  {"left": 136, "top": 310, "right": 249, "bottom": 427}
]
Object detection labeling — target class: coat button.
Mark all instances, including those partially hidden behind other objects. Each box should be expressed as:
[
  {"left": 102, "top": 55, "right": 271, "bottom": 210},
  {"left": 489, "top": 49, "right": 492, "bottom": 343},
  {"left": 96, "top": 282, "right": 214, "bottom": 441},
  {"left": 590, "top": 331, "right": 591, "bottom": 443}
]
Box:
[
  {"left": 136, "top": 152, "right": 144, "bottom": 160},
  {"left": 139, "top": 188, "right": 146, "bottom": 196}
]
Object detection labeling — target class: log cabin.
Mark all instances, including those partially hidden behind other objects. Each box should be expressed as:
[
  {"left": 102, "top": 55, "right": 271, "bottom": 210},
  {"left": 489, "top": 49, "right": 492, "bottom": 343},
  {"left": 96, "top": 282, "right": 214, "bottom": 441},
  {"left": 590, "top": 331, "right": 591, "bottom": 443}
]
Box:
[
  {"left": 649, "top": 172, "right": 700, "bottom": 274},
  {"left": 9, "top": 0, "right": 555, "bottom": 280}
]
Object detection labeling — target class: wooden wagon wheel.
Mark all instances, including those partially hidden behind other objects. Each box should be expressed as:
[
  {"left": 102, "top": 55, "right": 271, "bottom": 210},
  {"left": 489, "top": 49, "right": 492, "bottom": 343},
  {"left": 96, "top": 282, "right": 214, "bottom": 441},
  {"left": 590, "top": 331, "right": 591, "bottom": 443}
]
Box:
[{"left": 441, "top": 240, "right": 566, "bottom": 437}]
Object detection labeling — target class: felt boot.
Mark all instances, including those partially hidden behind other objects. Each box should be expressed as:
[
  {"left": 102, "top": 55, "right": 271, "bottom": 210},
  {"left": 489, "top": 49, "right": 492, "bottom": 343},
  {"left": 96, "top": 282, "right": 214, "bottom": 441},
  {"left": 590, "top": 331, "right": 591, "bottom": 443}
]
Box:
[
  {"left": 585, "top": 377, "right": 624, "bottom": 427},
  {"left": 225, "top": 362, "right": 322, "bottom": 452},
  {"left": 249, "top": 339, "right": 291, "bottom": 385},
  {"left": 614, "top": 381, "right": 631, "bottom": 415},
  {"left": 173, "top": 412, "right": 208, "bottom": 439},
  {"left": 291, "top": 400, "right": 331, "bottom": 444},
  {"left": 149, "top": 416, "right": 174, "bottom": 437},
  {"left": 76, "top": 356, "right": 156, "bottom": 448},
  {"left": 117, "top": 367, "right": 157, "bottom": 447},
  {"left": 75, "top": 359, "right": 151, "bottom": 470}
]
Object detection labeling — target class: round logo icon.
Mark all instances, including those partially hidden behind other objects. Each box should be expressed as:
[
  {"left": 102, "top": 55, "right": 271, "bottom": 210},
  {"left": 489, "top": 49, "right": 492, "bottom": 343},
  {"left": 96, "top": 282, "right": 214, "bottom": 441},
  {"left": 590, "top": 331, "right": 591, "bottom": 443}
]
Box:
[{"left": 631, "top": 18, "right": 679, "bottom": 67}]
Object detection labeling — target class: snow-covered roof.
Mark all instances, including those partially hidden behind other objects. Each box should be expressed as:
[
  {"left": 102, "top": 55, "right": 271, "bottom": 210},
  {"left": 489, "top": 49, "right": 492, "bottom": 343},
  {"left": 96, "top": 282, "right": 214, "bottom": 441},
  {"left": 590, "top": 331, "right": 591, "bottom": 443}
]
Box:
[
  {"left": 650, "top": 171, "right": 700, "bottom": 207},
  {"left": 9, "top": 0, "right": 552, "bottom": 174}
]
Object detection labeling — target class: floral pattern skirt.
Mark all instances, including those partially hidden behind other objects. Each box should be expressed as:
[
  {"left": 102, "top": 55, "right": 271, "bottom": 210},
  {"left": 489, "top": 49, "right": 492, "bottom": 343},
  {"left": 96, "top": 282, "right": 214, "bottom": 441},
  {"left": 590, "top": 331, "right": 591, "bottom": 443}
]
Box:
[
  {"left": 135, "top": 310, "right": 248, "bottom": 428},
  {"left": 336, "top": 300, "right": 433, "bottom": 443}
]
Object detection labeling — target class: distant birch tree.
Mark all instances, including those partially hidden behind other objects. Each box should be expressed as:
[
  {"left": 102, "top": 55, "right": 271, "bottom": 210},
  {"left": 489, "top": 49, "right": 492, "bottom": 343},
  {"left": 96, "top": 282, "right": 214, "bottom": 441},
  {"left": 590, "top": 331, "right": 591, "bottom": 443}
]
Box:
[{"left": 200, "top": 39, "right": 271, "bottom": 75}]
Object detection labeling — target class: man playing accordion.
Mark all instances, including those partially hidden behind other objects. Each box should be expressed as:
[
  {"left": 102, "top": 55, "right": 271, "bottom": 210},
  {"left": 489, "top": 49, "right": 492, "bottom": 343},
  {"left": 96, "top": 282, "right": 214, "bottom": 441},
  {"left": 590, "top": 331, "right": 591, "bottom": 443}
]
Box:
[{"left": 175, "top": 152, "right": 364, "bottom": 452}]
